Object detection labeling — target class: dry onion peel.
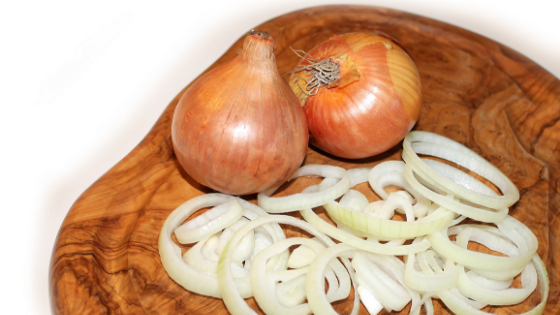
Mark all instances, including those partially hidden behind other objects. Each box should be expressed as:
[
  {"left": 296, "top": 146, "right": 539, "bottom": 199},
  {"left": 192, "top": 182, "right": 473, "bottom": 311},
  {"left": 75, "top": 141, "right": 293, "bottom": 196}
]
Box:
[
  {"left": 171, "top": 31, "right": 308, "bottom": 195},
  {"left": 287, "top": 32, "right": 422, "bottom": 159}
]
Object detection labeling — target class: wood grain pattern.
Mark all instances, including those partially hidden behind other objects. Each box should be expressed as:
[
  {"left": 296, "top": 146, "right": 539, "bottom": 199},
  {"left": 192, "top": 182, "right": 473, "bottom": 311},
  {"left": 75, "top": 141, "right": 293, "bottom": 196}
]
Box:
[{"left": 50, "top": 5, "right": 560, "bottom": 314}]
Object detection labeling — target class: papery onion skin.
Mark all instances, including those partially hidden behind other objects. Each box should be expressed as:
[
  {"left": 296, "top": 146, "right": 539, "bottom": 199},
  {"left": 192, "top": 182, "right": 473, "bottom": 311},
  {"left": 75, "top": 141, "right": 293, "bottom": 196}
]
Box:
[
  {"left": 172, "top": 31, "right": 308, "bottom": 195},
  {"left": 289, "top": 32, "right": 421, "bottom": 159}
]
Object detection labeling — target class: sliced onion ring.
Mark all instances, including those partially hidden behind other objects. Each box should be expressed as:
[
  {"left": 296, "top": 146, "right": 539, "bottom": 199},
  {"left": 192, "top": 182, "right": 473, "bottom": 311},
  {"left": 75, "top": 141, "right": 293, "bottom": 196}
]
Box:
[
  {"left": 258, "top": 165, "right": 350, "bottom": 213},
  {"left": 368, "top": 160, "right": 431, "bottom": 217},
  {"left": 159, "top": 194, "right": 285, "bottom": 298},
  {"left": 437, "top": 255, "right": 548, "bottom": 315},
  {"left": 428, "top": 216, "right": 538, "bottom": 272},
  {"left": 300, "top": 208, "right": 431, "bottom": 255},
  {"left": 402, "top": 131, "right": 519, "bottom": 209},
  {"left": 457, "top": 263, "right": 537, "bottom": 306},
  {"left": 174, "top": 199, "right": 244, "bottom": 244},
  {"left": 324, "top": 197, "right": 455, "bottom": 240},
  {"left": 159, "top": 194, "right": 245, "bottom": 298},
  {"left": 404, "top": 249, "right": 458, "bottom": 292},
  {"left": 217, "top": 215, "right": 358, "bottom": 315},
  {"left": 250, "top": 237, "right": 351, "bottom": 315},
  {"left": 403, "top": 164, "right": 508, "bottom": 223},
  {"left": 305, "top": 243, "right": 360, "bottom": 315},
  {"left": 347, "top": 167, "right": 372, "bottom": 188},
  {"left": 353, "top": 252, "right": 419, "bottom": 312}
]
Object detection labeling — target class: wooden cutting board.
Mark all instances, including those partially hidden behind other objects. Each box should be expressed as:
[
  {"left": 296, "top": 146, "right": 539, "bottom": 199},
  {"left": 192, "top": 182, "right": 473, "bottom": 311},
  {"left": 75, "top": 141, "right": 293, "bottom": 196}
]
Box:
[{"left": 49, "top": 5, "right": 560, "bottom": 314}]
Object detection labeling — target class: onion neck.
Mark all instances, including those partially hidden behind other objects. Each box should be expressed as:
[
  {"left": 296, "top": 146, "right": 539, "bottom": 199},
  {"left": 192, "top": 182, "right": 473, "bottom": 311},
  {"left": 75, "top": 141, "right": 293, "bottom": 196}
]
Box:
[{"left": 241, "top": 30, "right": 276, "bottom": 62}]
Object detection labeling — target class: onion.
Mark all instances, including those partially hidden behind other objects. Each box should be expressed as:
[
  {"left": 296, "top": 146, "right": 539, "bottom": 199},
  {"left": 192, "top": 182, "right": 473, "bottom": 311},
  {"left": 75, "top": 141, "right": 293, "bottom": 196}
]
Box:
[
  {"left": 353, "top": 252, "right": 419, "bottom": 312},
  {"left": 217, "top": 215, "right": 357, "bottom": 315},
  {"left": 304, "top": 243, "right": 360, "bottom": 315},
  {"left": 158, "top": 129, "right": 550, "bottom": 315},
  {"left": 403, "top": 164, "right": 509, "bottom": 223},
  {"left": 287, "top": 32, "right": 422, "bottom": 159},
  {"left": 428, "top": 216, "right": 538, "bottom": 272},
  {"left": 300, "top": 207, "right": 432, "bottom": 255},
  {"left": 436, "top": 256, "right": 549, "bottom": 315},
  {"left": 404, "top": 249, "right": 459, "bottom": 293},
  {"left": 250, "top": 237, "right": 351, "bottom": 315},
  {"left": 258, "top": 164, "right": 350, "bottom": 213},
  {"left": 158, "top": 193, "right": 287, "bottom": 298},
  {"left": 368, "top": 161, "right": 431, "bottom": 217},
  {"left": 172, "top": 30, "right": 308, "bottom": 195},
  {"left": 402, "top": 131, "right": 519, "bottom": 210},
  {"left": 324, "top": 195, "right": 455, "bottom": 240},
  {"left": 174, "top": 199, "right": 244, "bottom": 244}
]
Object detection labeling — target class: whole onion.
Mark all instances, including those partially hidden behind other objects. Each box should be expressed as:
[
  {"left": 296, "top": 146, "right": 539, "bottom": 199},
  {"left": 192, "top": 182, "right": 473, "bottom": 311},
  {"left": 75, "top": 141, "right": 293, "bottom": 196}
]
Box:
[
  {"left": 172, "top": 31, "right": 308, "bottom": 195},
  {"left": 288, "top": 32, "right": 422, "bottom": 159}
]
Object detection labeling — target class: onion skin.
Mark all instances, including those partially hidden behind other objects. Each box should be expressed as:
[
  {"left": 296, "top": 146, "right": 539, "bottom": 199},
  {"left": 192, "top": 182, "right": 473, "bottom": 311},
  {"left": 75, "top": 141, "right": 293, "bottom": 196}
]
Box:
[
  {"left": 289, "top": 33, "right": 422, "bottom": 159},
  {"left": 172, "top": 31, "right": 308, "bottom": 195}
]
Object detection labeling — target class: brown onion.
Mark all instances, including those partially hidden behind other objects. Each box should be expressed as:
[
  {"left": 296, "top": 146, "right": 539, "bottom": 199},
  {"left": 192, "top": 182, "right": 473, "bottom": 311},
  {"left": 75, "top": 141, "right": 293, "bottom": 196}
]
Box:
[
  {"left": 288, "top": 32, "right": 422, "bottom": 159},
  {"left": 172, "top": 31, "right": 308, "bottom": 195}
]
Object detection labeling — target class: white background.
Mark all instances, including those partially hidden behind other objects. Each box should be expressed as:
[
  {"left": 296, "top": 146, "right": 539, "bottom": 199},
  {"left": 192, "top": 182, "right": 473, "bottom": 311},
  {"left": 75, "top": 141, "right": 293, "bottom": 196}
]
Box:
[{"left": 1, "top": 0, "right": 558, "bottom": 313}]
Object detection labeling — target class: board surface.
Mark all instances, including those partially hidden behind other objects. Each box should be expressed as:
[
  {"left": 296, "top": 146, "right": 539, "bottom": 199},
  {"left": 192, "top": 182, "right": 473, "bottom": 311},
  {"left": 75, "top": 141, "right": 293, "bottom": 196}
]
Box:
[{"left": 50, "top": 5, "right": 560, "bottom": 314}]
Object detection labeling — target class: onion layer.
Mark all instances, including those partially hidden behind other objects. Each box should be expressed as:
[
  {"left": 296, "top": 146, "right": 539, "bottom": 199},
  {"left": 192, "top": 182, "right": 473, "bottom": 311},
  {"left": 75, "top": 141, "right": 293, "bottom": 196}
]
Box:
[
  {"left": 160, "top": 129, "right": 549, "bottom": 315},
  {"left": 258, "top": 165, "right": 350, "bottom": 213},
  {"left": 158, "top": 193, "right": 286, "bottom": 298},
  {"left": 402, "top": 131, "right": 519, "bottom": 209},
  {"left": 324, "top": 195, "right": 454, "bottom": 240}
]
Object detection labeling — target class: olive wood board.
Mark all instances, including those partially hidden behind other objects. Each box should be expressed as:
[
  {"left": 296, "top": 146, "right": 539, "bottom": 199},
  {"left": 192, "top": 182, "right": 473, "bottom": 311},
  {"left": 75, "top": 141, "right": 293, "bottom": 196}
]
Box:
[{"left": 50, "top": 5, "right": 560, "bottom": 315}]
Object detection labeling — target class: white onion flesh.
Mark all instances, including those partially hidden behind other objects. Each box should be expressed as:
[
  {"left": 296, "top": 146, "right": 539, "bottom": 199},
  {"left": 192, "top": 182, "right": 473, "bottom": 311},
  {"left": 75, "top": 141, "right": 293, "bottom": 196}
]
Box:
[
  {"left": 428, "top": 216, "right": 538, "bottom": 272},
  {"left": 159, "top": 194, "right": 243, "bottom": 297},
  {"left": 305, "top": 243, "right": 360, "bottom": 315},
  {"left": 159, "top": 131, "right": 549, "bottom": 315},
  {"left": 250, "top": 237, "right": 333, "bottom": 315},
  {"left": 300, "top": 207, "right": 432, "bottom": 255},
  {"left": 357, "top": 285, "right": 384, "bottom": 315},
  {"left": 457, "top": 263, "right": 537, "bottom": 305},
  {"left": 368, "top": 161, "right": 431, "bottom": 217},
  {"left": 324, "top": 195, "right": 455, "bottom": 240},
  {"left": 402, "top": 131, "right": 519, "bottom": 209},
  {"left": 174, "top": 199, "right": 244, "bottom": 244},
  {"left": 404, "top": 249, "right": 459, "bottom": 292},
  {"left": 159, "top": 194, "right": 286, "bottom": 298},
  {"left": 403, "top": 164, "right": 509, "bottom": 223},
  {"left": 353, "top": 252, "right": 416, "bottom": 312},
  {"left": 217, "top": 215, "right": 354, "bottom": 315},
  {"left": 437, "top": 255, "right": 548, "bottom": 315},
  {"left": 339, "top": 189, "right": 370, "bottom": 212},
  {"left": 258, "top": 165, "right": 350, "bottom": 213}
]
